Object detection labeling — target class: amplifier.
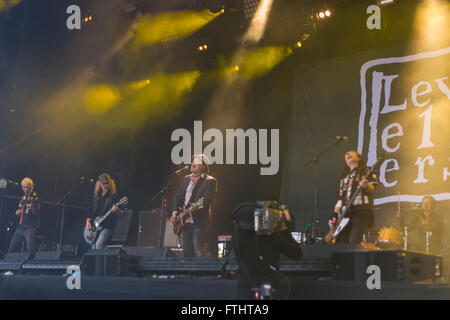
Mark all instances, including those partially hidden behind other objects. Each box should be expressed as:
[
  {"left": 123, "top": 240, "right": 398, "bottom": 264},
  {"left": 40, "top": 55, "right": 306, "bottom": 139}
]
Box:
[
  {"left": 333, "top": 249, "right": 442, "bottom": 282},
  {"left": 137, "top": 210, "right": 162, "bottom": 247}
]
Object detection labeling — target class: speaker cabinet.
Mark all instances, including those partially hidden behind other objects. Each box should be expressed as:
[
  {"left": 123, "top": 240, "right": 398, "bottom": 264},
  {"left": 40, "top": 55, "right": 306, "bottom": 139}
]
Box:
[
  {"left": 332, "top": 250, "right": 442, "bottom": 282},
  {"left": 110, "top": 210, "right": 134, "bottom": 245},
  {"left": 5, "top": 252, "right": 31, "bottom": 262},
  {"left": 82, "top": 248, "right": 137, "bottom": 276},
  {"left": 137, "top": 210, "right": 163, "bottom": 247},
  {"left": 164, "top": 219, "right": 180, "bottom": 247}
]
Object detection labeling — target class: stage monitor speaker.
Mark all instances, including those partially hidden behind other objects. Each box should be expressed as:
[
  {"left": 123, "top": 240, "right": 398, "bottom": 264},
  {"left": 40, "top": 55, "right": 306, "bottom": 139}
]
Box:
[
  {"left": 5, "top": 252, "right": 31, "bottom": 262},
  {"left": 332, "top": 250, "right": 442, "bottom": 282},
  {"left": 122, "top": 246, "right": 178, "bottom": 258},
  {"left": 34, "top": 245, "right": 77, "bottom": 261},
  {"left": 82, "top": 248, "right": 137, "bottom": 276},
  {"left": 137, "top": 210, "right": 163, "bottom": 247},
  {"left": 110, "top": 210, "right": 133, "bottom": 244},
  {"left": 34, "top": 251, "right": 62, "bottom": 261}
]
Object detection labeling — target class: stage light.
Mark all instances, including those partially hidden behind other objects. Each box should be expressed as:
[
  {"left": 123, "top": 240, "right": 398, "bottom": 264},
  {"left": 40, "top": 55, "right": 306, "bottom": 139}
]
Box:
[
  {"left": 127, "top": 79, "right": 151, "bottom": 92},
  {"left": 234, "top": 65, "right": 239, "bottom": 71},
  {"left": 197, "top": 44, "right": 208, "bottom": 52},
  {"left": 319, "top": 11, "right": 325, "bottom": 19},
  {"left": 89, "top": 16, "right": 92, "bottom": 21},
  {"left": 295, "top": 41, "right": 302, "bottom": 48},
  {"left": 325, "top": 10, "right": 331, "bottom": 17},
  {"left": 84, "top": 17, "right": 88, "bottom": 22}
]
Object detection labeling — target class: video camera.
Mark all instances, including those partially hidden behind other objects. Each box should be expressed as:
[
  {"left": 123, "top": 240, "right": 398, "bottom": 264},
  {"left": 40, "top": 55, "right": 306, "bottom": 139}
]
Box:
[{"left": 254, "top": 201, "right": 285, "bottom": 235}]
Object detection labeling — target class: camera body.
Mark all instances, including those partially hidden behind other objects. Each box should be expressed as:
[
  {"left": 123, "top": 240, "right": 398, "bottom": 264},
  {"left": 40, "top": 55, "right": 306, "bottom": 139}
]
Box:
[{"left": 254, "top": 201, "right": 285, "bottom": 235}]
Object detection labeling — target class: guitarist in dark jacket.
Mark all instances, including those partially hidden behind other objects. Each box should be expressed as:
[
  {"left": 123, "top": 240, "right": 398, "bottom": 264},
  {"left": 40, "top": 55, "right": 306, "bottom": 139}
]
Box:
[
  {"left": 328, "top": 151, "right": 378, "bottom": 244},
  {"left": 170, "top": 154, "right": 217, "bottom": 257},
  {"left": 85, "top": 173, "right": 122, "bottom": 249},
  {"left": 8, "top": 177, "right": 41, "bottom": 253}
]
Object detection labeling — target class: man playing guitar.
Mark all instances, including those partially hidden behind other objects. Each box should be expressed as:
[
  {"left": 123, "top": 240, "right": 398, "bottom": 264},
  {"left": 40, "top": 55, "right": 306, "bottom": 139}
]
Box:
[
  {"left": 8, "top": 177, "right": 41, "bottom": 253},
  {"left": 170, "top": 154, "right": 217, "bottom": 258},
  {"left": 328, "top": 151, "right": 378, "bottom": 244},
  {"left": 85, "top": 173, "right": 123, "bottom": 249}
]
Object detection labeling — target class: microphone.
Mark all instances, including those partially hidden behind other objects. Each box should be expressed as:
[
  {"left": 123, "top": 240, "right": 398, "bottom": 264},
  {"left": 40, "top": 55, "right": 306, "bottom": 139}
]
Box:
[
  {"left": 334, "top": 136, "right": 348, "bottom": 141},
  {"left": 0, "top": 178, "right": 19, "bottom": 189},
  {"left": 175, "top": 166, "right": 190, "bottom": 175}
]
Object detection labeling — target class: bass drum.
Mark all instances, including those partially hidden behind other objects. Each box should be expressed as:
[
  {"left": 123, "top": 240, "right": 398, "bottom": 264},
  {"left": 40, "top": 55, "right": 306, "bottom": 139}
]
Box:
[{"left": 377, "top": 226, "right": 402, "bottom": 248}]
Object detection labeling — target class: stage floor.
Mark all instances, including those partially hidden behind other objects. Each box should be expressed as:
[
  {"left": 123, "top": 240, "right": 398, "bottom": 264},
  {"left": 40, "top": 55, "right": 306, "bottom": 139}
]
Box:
[{"left": 2, "top": 274, "right": 450, "bottom": 300}]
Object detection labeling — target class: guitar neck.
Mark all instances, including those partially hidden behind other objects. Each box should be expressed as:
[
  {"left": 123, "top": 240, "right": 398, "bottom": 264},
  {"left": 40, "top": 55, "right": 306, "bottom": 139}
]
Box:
[
  {"left": 179, "top": 208, "right": 190, "bottom": 220},
  {"left": 98, "top": 208, "right": 114, "bottom": 225}
]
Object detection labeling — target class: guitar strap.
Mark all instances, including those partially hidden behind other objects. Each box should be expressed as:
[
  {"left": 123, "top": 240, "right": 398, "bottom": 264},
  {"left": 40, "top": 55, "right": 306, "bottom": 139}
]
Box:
[{"left": 343, "top": 170, "right": 357, "bottom": 208}]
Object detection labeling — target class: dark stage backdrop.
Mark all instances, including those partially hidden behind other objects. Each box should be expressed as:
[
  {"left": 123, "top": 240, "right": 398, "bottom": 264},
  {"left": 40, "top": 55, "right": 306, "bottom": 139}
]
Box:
[{"left": 280, "top": 43, "right": 450, "bottom": 241}]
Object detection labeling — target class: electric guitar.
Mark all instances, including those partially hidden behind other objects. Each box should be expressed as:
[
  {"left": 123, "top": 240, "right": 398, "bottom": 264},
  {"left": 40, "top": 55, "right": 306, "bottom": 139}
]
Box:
[
  {"left": 15, "top": 191, "right": 38, "bottom": 225},
  {"left": 173, "top": 197, "right": 204, "bottom": 236},
  {"left": 324, "top": 154, "right": 385, "bottom": 244},
  {"left": 83, "top": 196, "right": 128, "bottom": 245}
]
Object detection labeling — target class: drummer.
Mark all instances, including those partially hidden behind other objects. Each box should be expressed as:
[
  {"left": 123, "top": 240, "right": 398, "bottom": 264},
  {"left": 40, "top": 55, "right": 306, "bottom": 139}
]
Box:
[{"left": 396, "top": 196, "right": 444, "bottom": 255}]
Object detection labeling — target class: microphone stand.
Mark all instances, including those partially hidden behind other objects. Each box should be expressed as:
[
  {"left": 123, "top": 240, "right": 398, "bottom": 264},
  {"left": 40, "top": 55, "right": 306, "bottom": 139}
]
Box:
[
  {"left": 304, "top": 138, "right": 346, "bottom": 243},
  {"left": 150, "top": 172, "right": 184, "bottom": 248},
  {"left": 55, "top": 179, "right": 86, "bottom": 252}
]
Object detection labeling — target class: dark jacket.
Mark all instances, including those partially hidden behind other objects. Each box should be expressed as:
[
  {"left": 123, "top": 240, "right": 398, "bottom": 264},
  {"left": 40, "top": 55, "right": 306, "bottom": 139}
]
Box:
[
  {"left": 172, "top": 174, "right": 217, "bottom": 227},
  {"left": 18, "top": 190, "right": 41, "bottom": 229},
  {"left": 92, "top": 192, "right": 118, "bottom": 230}
]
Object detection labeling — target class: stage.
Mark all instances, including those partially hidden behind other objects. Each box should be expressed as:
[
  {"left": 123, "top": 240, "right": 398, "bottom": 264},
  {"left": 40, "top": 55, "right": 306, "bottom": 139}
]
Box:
[
  {"left": 2, "top": 274, "right": 450, "bottom": 300},
  {"left": 0, "top": 245, "right": 448, "bottom": 300}
]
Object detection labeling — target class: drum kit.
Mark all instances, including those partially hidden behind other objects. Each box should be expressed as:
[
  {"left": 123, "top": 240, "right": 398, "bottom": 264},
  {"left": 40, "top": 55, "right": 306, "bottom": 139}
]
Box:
[{"left": 369, "top": 193, "right": 434, "bottom": 253}]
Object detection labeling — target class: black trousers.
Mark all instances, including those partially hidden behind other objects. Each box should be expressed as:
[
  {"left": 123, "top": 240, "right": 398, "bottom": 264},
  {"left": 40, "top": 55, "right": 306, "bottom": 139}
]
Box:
[
  {"left": 8, "top": 225, "right": 37, "bottom": 253},
  {"left": 335, "top": 206, "right": 371, "bottom": 244}
]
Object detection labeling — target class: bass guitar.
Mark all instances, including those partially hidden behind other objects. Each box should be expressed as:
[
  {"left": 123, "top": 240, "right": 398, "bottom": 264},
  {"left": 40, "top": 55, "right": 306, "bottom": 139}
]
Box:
[
  {"left": 83, "top": 196, "right": 128, "bottom": 245},
  {"left": 324, "top": 154, "right": 385, "bottom": 244},
  {"left": 173, "top": 197, "right": 204, "bottom": 236}
]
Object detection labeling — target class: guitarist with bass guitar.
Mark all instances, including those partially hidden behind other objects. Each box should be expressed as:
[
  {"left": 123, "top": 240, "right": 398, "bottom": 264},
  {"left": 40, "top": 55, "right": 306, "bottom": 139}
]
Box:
[
  {"left": 85, "top": 173, "right": 123, "bottom": 249},
  {"left": 170, "top": 154, "right": 217, "bottom": 258},
  {"left": 327, "top": 151, "right": 379, "bottom": 244}
]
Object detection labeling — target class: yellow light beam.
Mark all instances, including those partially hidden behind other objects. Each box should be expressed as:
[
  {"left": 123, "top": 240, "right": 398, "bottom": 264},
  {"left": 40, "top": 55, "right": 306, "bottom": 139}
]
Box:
[
  {"left": 134, "top": 10, "right": 222, "bottom": 48},
  {"left": 84, "top": 85, "right": 121, "bottom": 115},
  {"left": 243, "top": 0, "right": 274, "bottom": 43},
  {"left": 233, "top": 46, "right": 293, "bottom": 80},
  {"left": 0, "top": 0, "right": 22, "bottom": 13}
]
